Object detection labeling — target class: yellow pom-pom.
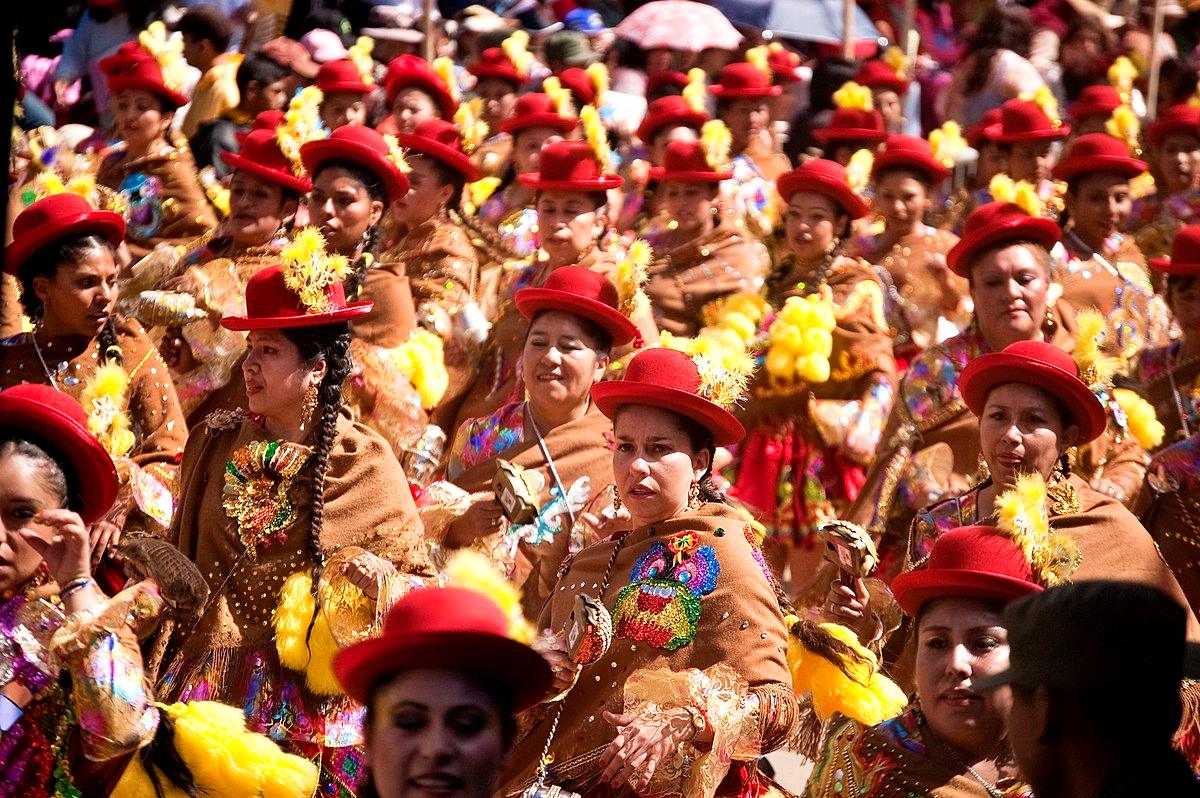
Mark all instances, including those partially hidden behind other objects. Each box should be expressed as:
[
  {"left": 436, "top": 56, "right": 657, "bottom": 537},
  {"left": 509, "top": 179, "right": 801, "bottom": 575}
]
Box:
[
  {"left": 1108, "top": 55, "right": 1138, "bottom": 94},
  {"left": 700, "top": 119, "right": 732, "bottom": 172},
  {"left": 432, "top": 57, "right": 459, "bottom": 103},
  {"left": 765, "top": 347, "right": 793, "bottom": 379},
  {"left": 833, "top": 81, "right": 873, "bottom": 111},
  {"left": 683, "top": 67, "right": 708, "bottom": 114},
  {"left": 1020, "top": 84, "right": 1062, "bottom": 128},
  {"left": 845, "top": 148, "right": 874, "bottom": 194},
  {"left": 304, "top": 609, "right": 344, "bottom": 695},
  {"left": 745, "top": 45, "right": 771, "bottom": 80},
  {"left": 274, "top": 570, "right": 315, "bottom": 672},
  {"left": 928, "top": 121, "right": 965, "bottom": 168},
  {"left": 1113, "top": 387, "right": 1165, "bottom": 450},
  {"left": 882, "top": 46, "right": 908, "bottom": 78},
  {"left": 1073, "top": 308, "right": 1118, "bottom": 387},
  {"left": 260, "top": 750, "right": 321, "bottom": 798}
]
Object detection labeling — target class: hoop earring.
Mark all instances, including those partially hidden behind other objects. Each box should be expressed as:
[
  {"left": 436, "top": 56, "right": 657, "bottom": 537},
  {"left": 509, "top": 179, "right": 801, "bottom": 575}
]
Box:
[
  {"left": 299, "top": 381, "right": 319, "bottom": 432},
  {"left": 610, "top": 484, "right": 622, "bottom": 510}
]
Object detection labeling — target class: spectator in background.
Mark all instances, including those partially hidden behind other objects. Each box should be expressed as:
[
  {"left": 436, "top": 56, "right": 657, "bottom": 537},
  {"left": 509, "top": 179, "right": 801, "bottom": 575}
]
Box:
[
  {"left": 177, "top": 6, "right": 240, "bottom": 138},
  {"left": 52, "top": 0, "right": 140, "bottom": 126},
  {"left": 941, "top": 5, "right": 1045, "bottom": 128},
  {"left": 1057, "top": 16, "right": 1121, "bottom": 103},
  {"left": 190, "top": 54, "right": 290, "bottom": 176}
]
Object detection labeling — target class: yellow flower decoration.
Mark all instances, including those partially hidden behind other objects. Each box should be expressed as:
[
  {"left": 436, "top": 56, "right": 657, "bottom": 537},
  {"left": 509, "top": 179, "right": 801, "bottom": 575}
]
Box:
[
  {"left": 501, "top": 30, "right": 534, "bottom": 79},
  {"left": 657, "top": 330, "right": 755, "bottom": 409},
  {"left": 279, "top": 228, "right": 352, "bottom": 314},
  {"left": 882, "top": 46, "right": 908, "bottom": 78},
  {"left": 277, "top": 86, "right": 325, "bottom": 177},
  {"left": 701, "top": 292, "right": 768, "bottom": 346},
  {"left": 833, "top": 81, "right": 873, "bottom": 111},
  {"left": 700, "top": 119, "right": 732, "bottom": 172},
  {"left": 1107, "top": 55, "right": 1137, "bottom": 99},
  {"left": 348, "top": 36, "right": 376, "bottom": 87},
  {"left": 432, "top": 56, "right": 459, "bottom": 103},
  {"left": 745, "top": 45, "right": 771, "bottom": 80},
  {"left": 928, "top": 121, "right": 966, "bottom": 168},
  {"left": 81, "top": 360, "right": 136, "bottom": 458},
  {"left": 1129, "top": 171, "right": 1156, "bottom": 200},
  {"left": 989, "top": 173, "right": 1047, "bottom": 219},
  {"left": 615, "top": 238, "right": 651, "bottom": 319},
  {"left": 445, "top": 549, "right": 535, "bottom": 642},
  {"left": 1073, "top": 309, "right": 1120, "bottom": 388},
  {"left": 138, "top": 21, "right": 187, "bottom": 93},
  {"left": 580, "top": 104, "right": 611, "bottom": 173},
  {"left": 462, "top": 176, "right": 502, "bottom": 216},
  {"left": 1105, "top": 104, "right": 1141, "bottom": 156},
  {"left": 996, "top": 472, "right": 1080, "bottom": 587},
  {"left": 765, "top": 289, "right": 836, "bottom": 385},
  {"left": 382, "top": 133, "right": 413, "bottom": 174},
  {"left": 683, "top": 67, "right": 708, "bottom": 114},
  {"left": 1019, "top": 84, "right": 1062, "bottom": 128},
  {"left": 454, "top": 98, "right": 489, "bottom": 154}
]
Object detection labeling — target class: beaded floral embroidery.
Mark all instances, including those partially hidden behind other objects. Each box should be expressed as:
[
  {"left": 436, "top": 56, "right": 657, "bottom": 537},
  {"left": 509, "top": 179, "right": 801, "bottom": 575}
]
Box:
[
  {"left": 612, "top": 531, "right": 719, "bottom": 650},
  {"left": 223, "top": 440, "right": 310, "bottom": 558}
]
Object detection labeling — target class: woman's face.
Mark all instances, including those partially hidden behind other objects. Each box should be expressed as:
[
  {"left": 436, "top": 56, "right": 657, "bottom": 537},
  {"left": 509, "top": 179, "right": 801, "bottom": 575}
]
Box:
[
  {"left": 660, "top": 180, "right": 717, "bottom": 234},
  {"left": 475, "top": 77, "right": 517, "bottom": 130},
  {"left": 228, "top": 172, "right": 295, "bottom": 248},
  {"left": 980, "top": 382, "right": 1077, "bottom": 489},
  {"left": 970, "top": 244, "right": 1050, "bottom": 350},
  {"left": 535, "top": 191, "right": 605, "bottom": 261},
  {"left": 875, "top": 172, "right": 928, "bottom": 233},
  {"left": 720, "top": 97, "right": 770, "bottom": 153},
  {"left": 242, "top": 330, "right": 325, "bottom": 422},
  {"left": 1168, "top": 278, "right": 1200, "bottom": 342},
  {"left": 321, "top": 91, "right": 368, "bottom": 131},
  {"left": 645, "top": 48, "right": 675, "bottom": 75},
  {"left": 0, "top": 452, "right": 61, "bottom": 594},
  {"left": 513, "top": 128, "right": 565, "bottom": 175},
  {"left": 1065, "top": 172, "right": 1131, "bottom": 246},
  {"left": 784, "top": 191, "right": 845, "bottom": 262},
  {"left": 394, "top": 156, "right": 452, "bottom": 228},
  {"left": 113, "top": 88, "right": 169, "bottom": 151},
  {"left": 915, "top": 597, "right": 1012, "bottom": 758},
  {"left": 1155, "top": 133, "right": 1200, "bottom": 194},
  {"left": 977, "top": 142, "right": 1006, "bottom": 185},
  {"left": 393, "top": 87, "right": 441, "bottom": 134},
  {"left": 33, "top": 243, "right": 119, "bottom": 338},
  {"left": 1006, "top": 140, "right": 1056, "bottom": 183},
  {"left": 367, "top": 669, "right": 507, "bottom": 798},
  {"left": 613, "top": 406, "right": 710, "bottom": 527},
  {"left": 522, "top": 311, "right": 608, "bottom": 413},
  {"left": 308, "top": 167, "right": 385, "bottom": 255},
  {"left": 874, "top": 88, "right": 903, "bottom": 133}
]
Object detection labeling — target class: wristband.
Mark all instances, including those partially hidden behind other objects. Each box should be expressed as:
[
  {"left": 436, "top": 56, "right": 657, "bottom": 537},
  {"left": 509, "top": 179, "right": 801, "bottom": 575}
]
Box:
[
  {"left": 60, "top": 577, "right": 95, "bottom": 601},
  {"left": 0, "top": 695, "right": 23, "bottom": 732}
]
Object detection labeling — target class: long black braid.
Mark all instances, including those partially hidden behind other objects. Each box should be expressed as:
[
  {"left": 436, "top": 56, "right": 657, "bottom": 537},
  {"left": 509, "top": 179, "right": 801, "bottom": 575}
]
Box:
[{"left": 311, "top": 159, "right": 387, "bottom": 299}]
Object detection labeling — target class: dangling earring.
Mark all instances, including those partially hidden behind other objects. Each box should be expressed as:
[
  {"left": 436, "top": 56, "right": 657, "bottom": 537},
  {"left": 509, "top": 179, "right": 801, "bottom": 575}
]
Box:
[
  {"left": 688, "top": 480, "right": 702, "bottom": 509},
  {"left": 299, "top": 381, "right": 319, "bottom": 432},
  {"left": 1047, "top": 450, "right": 1080, "bottom": 514},
  {"left": 972, "top": 452, "right": 991, "bottom": 485},
  {"left": 610, "top": 484, "right": 622, "bottom": 510},
  {"left": 1041, "top": 305, "right": 1057, "bottom": 339}
]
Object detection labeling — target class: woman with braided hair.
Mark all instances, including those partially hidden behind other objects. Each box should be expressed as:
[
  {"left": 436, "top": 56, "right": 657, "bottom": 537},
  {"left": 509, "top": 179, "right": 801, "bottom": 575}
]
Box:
[{"left": 158, "top": 260, "right": 433, "bottom": 796}]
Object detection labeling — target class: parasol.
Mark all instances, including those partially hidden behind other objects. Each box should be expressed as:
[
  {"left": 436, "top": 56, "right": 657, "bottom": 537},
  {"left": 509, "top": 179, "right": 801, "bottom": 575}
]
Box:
[
  {"left": 710, "top": 0, "right": 881, "bottom": 45},
  {"left": 614, "top": 0, "right": 743, "bottom": 52}
]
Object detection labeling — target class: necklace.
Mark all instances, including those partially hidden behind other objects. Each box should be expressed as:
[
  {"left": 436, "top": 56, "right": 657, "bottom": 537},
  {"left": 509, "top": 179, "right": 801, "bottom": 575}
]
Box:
[
  {"left": 1167, "top": 342, "right": 1198, "bottom": 440},
  {"left": 916, "top": 707, "right": 1005, "bottom": 798},
  {"left": 30, "top": 329, "right": 61, "bottom": 391}
]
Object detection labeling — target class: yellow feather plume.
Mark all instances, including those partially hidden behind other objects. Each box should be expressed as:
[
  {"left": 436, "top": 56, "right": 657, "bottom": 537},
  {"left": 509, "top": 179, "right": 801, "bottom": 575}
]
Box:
[
  {"left": 454, "top": 98, "right": 489, "bottom": 154},
  {"left": 462, "top": 175, "right": 502, "bottom": 217},
  {"left": 989, "top": 174, "right": 1045, "bottom": 219},
  {"left": 444, "top": 549, "right": 535, "bottom": 642},
  {"left": 833, "top": 81, "right": 873, "bottom": 111},
  {"left": 279, "top": 227, "right": 352, "bottom": 314},
  {"left": 81, "top": 361, "right": 136, "bottom": 457},
  {"left": 928, "top": 121, "right": 966, "bottom": 168},
  {"left": 745, "top": 45, "right": 771, "bottom": 80},
  {"left": 580, "top": 104, "right": 612, "bottom": 173},
  {"left": 138, "top": 21, "right": 188, "bottom": 93},
  {"left": 882, "top": 46, "right": 908, "bottom": 78},
  {"left": 348, "top": 36, "right": 376, "bottom": 87},
  {"left": 1073, "top": 308, "right": 1119, "bottom": 388},
  {"left": 389, "top": 327, "right": 449, "bottom": 409},
  {"left": 658, "top": 329, "right": 755, "bottom": 409},
  {"left": 432, "top": 56, "right": 459, "bottom": 103},
  {"left": 542, "top": 76, "right": 577, "bottom": 117},
  {"left": 1108, "top": 55, "right": 1138, "bottom": 97},
  {"left": 787, "top": 619, "right": 907, "bottom": 725},
  {"left": 1105, "top": 105, "right": 1141, "bottom": 156},
  {"left": 274, "top": 570, "right": 315, "bottom": 672},
  {"left": 845, "top": 148, "right": 874, "bottom": 195},
  {"left": 1130, "top": 170, "right": 1157, "bottom": 200},
  {"left": 586, "top": 62, "right": 609, "bottom": 107},
  {"left": 501, "top": 30, "right": 534, "bottom": 79},
  {"left": 1112, "top": 387, "right": 1165, "bottom": 450},
  {"left": 683, "top": 67, "right": 708, "bottom": 114},
  {"left": 996, "top": 472, "right": 1080, "bottom": 586},
  {"left": 1020, "top": 84, "right": 1063, "bottom": 128},
  {"left": 615, "top": 238, "right": 651, "bottom": 319},
  {"left": 382, "top": 133, "right": 413, "bottom": 174},
  {"left": 700, "top": 119, "right": 732, "bottom": 172},
  {"left": 304, "top": 609, "right": 343, "bottom": 695},
  {"left": 277, "top": 86, "right": 325, "bottom": 176}
]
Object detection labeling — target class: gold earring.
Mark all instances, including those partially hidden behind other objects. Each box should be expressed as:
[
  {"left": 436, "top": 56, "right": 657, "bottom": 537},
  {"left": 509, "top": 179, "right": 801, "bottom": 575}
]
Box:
[
  {"left": 300, "top": 381, "right": 319, "bottom": 431},
  {"left": 973, "top": 452, "right": 991, "bottom": 485},
  {"left": 1047, "top": 455, "right": 1080, "bottom": 514},
  {"left": 1041, "top": 305, "right": 1057, "bottom": 338},
  {"left": 688, "top": 481, "right": 702, "bottom": 509},
  {"left": 610, "top": 484, "right": 622, "bottom": 510}
]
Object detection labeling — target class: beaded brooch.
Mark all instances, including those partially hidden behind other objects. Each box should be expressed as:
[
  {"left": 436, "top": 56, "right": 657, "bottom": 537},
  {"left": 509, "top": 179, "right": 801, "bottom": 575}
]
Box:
[
  {"left": 222, "top": 440, "right": 310, "bottom": 558},
  {"left": 612, "top": 531, "right": 720, "bottom": 650}
]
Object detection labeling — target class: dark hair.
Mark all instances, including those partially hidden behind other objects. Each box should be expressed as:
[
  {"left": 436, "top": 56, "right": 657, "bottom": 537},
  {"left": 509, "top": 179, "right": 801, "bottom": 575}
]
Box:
[
  {"left": 18, "top": 232, "right": 121, "bottom": 365},
  {"left": 527, "top": 308, "right": 613, "bottom": 358},
  {"left": 808, "top": 57, "right": 858, "bottom": 114},
  {"left": 964, "top": 6, "right": 1034, "bottom": 96},
  {"left": 236, "top": 54, "right": 290, "bottom": 96},
  {"left": 874, "top": 164, "right": 934, "bottom": 192},
  {"left": 0, "top": 437, "right": 70, "bottom": 511},
  {"left": 311, "top": 158, "right": 388, "bottom": 298},
  {"left": 1167, "top": 274, "right": 1198, "bottom": 303},
  {"left": 915, "top": 595, "right": 1006, "bottom": 630},
  {"left": 1010, "top": 681, "right": 1183, "bottom": 751},
  {"left": 409, "top": 152, "right": 467, "bottom": 211},
  {"left": 176, "top": 7, "right": 233, "bottom": 53},
  {"left": 535, "top": 189, "right": 609, "bottom": 212},
  {"left": 965, "top": 239, "right": 1052, "bottom": 286}
]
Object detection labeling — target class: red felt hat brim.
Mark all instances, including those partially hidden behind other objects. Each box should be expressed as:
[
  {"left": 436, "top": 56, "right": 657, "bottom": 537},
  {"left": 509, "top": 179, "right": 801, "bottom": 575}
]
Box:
[
  {"left": 637, "top": 110, "right": 708, "bottom": 144},
  {"left": 1051, "top": 154, "right": 1148, "bottom": 182},
  {"left": 946, "top": 216, "right": 1060, "bottom": 277},
  {"left": 960, "top": 355, "right": 1107, "bottom": 444},
  {"left": 709, "top": 85, "right": 781, "bottom": 98},
  {"left": 518, "top": 173, "right": 623, "bottom": 191},
  {"left": 890, "top": 568, "right": 1042, "bottom": 617},
  {"left": 1146, "top": 121, "right": 1200, "bottom": 148},
  {"left": 872, "top": 152, "right": 951, "bottom": 184},
  {"left": 592, "top": 380, "right": 745, "bottom": 446},
  {"left": 1149, "top": 257, "right": 1200, "bottom": 276},
  {"left": 647, "top": 167, "right": 731, "bottom": 183},
  {"left": 515, "top": 288, "right": 638, "bottom": 345},
  {"left": 777, "top": 172, "right": 868, "bottom": 219},
  {"left": 333, "top": 630, "right": 554, "bottom": 710},
  {"left": 992, "top": 124, "right": 1071, "bottom": 143},
  {"left": 108, "top": 76, "right": 189, "bottom": 110},
  {"left": 0, "top": 394, "right": 118, "bottom": 525},
  {"left": 5, "top": 208, "right": 126, "bottom": 276},
  {"left": 317, "top": 80, "right": 373, "bottom": 94},
  {"left": 398, "top": 134, "right": 485, "bottom": 181},
  {"left": 221, "top": 300, "right": 375, "bottom": 330},
  {"left": 469, "top": 63, "right": 524, "bottom": 86},
  {"left": 221, "top": 151, "right": 313, "bottom": 194},
  {"left": 812, "top": 128, "right": 887, "bottom": 144},
  {"left": 500, "top": 113, "right": 577, "bottom": 135},
  {"left": 301, "top": 138, "right": 411, "bottom": 203}
]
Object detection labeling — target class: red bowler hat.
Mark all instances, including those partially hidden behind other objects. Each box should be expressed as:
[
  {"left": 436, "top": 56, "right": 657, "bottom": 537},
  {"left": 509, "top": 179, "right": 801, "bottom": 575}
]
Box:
[
  {"left": 222, "top": 265, "right": 374, "bottom": 330},
  {"left": 637, "top": 95, "right": 708, "bottom": 144},
  {"left": 6, "top": 193, "right": 125, "bottom": 277},
  {"left": 812, "top": 108, "right": 887, "bottom": 145},
  {"left": 777, "top": 158, "right": 869, "bottom": 219},
  {"left": 1068, "top": 85, "right": 1122, "bottom": 122},
  {"left": 966, "top": 107, "right": 1003, "bottom": 149},
  {"left": 316, "top": 59, "right": 372, "bottom": 94},
  {"left": 592, "top": 347, "right": 745, "bottom": 446},
  {"left": 515, "top": 265, "right": 638, "bottom": 345},
  {"left": 469, "top": 47, "right": 523, "bottom": 86},
  {"left": 708, "top": 62, "right": 781, "bottom": 98},
  {"left": 100, "top": 42, "right": 188, "bottom": 110},
  {"left": 993, "top": 98, "right": 1070, "bottom": 143},
  {"left": 222, "top": 129, "right": 313, "bottom": 194},
  {"left": 649, "top": 139, "right": 731, "bottom": 182},
  {"left": 646, "top": 70, "right": 689, "bottom": 96},
  {"left": 555, "top": 67, "right": 597, "bottom": 105},
  {"left": 400, "top": 118, "right": 485, "bottom": 181},
  {"left": 854, "top": 59, "right": 908, "bottom": 95},
  {"left": 519, "top": 140, "right": 622, "bottom": 191},
  {"left": 872, "top": 134, "right": 950, "bottom": 184},
  {"left": 251, "top": 109, "right": 287, "bottom": 132},
  {"left": 890, "top": 526, "right": 1041, "bottom": 617},
  {"left": 1145, "top": 104, "right": 1200, "bottom": 148},
  {"left": 946, "top": 202, "right": 1060, "bottom": 277},
  {"left": 0, "top": 384, "right": 119, "bottom": 525},
  {"left": 384, "top": 55, "right": 456, "bottom": 119},
  {"left": 767, "top": 47, "right": 803, "bottom": 84},
  {"left": 301, "top": 125, "right": 411, "bottom": 204},
  {"left": 499, "top": 93, "right": 577, "bottom": 135},
  {"left": 1051, "top": 132, "right": 1147, "bottom": 182},
  {"left": 960, "top": 340, "right": 1107, "bottom": 443},
  {"left": 1149, "top": 224, "right": 1200, "bottom": 277},
  {"left": 333, "top": 587, "right": 553, "bottom": 710}
]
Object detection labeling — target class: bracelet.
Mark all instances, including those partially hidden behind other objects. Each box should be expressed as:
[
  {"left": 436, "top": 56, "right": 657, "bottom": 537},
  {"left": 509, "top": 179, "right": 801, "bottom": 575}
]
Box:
[{"left": 59, "top": 577, "right": 95, "bottom": 601}]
